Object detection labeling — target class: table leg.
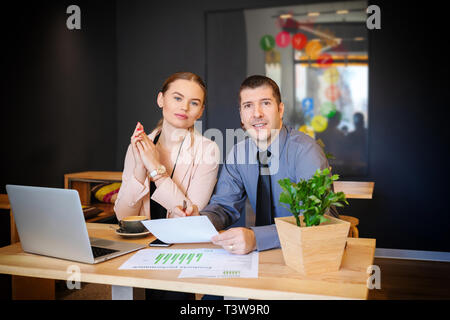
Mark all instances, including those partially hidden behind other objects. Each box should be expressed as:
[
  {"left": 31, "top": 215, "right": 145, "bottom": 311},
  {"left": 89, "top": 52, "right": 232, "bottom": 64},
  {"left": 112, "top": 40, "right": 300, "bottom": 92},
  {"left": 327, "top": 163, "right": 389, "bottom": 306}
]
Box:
[
  {"left": 224, "top": 296, "right": 248, "bottom": 300},
  {"left": 111, "top": 285, "right": 133, "bottom": 300},
  {"left": 10, "top": 210, "right": 19, "bottom": 244},
  {"left": 12, "top": 276, "right": 55, "bottom": 300}
]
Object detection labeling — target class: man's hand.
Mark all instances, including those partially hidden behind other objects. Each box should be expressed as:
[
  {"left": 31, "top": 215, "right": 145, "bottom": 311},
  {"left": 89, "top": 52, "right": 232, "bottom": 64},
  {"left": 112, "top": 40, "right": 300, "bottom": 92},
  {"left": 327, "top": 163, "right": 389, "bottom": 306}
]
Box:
[
  {"left": 211, "top": 228, "right": 256, "bottom": 255},
  {"left": 168, "top": 205, "right": 199, "bottom": 218}
]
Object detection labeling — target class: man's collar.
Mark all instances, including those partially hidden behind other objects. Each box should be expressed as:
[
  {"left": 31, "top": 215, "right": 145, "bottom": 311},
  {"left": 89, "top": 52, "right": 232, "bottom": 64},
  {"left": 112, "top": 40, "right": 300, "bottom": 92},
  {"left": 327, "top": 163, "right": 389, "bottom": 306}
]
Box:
[
  {"left": 247, "top": 125, "right": 288, "bottom": 161},
  {"left": 267, "top": 125, "right": 287, "bottom": 155}
]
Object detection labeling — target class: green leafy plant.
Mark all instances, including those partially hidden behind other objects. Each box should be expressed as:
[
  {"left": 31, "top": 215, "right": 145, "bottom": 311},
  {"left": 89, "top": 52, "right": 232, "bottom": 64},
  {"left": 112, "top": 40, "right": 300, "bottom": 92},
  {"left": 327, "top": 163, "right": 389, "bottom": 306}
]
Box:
[
  {"left": 278, "top": 168, "right": 348, "bottom": 227},
  {"left": 316, "top": 138, "right": 335, "bottom": 160}
]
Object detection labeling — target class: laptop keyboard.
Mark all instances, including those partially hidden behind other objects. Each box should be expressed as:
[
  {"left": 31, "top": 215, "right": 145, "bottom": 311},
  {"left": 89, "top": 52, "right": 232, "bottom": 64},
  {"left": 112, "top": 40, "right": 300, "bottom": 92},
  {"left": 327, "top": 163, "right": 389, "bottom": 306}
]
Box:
[{"left": 91, "top": 246, "right": 119, "bottom": 258}]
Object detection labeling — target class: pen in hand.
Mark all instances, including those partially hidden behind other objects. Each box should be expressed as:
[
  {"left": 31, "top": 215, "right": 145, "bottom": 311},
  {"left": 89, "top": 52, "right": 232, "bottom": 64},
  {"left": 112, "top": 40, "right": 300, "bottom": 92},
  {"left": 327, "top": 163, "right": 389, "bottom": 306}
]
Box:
[
  {"left": 182, "top": 200, "right": 194, "bottom": 216},
  {"left": 173, "top": 200, "right": 192, "bottom": 217}
]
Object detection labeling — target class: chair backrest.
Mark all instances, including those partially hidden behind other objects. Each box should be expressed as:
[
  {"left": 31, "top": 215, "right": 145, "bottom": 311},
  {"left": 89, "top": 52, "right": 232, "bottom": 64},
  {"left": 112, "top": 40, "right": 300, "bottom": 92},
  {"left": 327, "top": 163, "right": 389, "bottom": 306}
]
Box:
[{"left": 332, "top": 181, "right": 374, "bottom": 199}]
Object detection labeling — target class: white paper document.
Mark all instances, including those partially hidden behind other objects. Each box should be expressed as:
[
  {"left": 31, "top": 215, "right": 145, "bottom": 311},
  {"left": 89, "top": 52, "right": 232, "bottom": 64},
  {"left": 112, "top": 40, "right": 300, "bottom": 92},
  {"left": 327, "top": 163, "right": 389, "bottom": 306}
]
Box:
[
  {"left": 178, "top": 250, "right": 259, "bottom": 279},
  {"left": 119, "top": 248, "right": 259, "bottom": 278},
  {"left": 142, "top": 216, "right": 218, "bottom": 243}
]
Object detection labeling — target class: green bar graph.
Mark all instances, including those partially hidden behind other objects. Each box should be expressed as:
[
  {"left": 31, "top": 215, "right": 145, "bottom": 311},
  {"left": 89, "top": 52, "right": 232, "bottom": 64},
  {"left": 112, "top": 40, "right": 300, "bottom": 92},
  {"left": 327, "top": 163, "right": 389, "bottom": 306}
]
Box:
[
  {"left": 154, "top": 254, "right": 164, "bottom": 264},
  {"left": 178, "top": 253, "right": 187, "bottom": 264},
  {"left": 152, "top": 252, "right": 204, "bottom": 266},
  {"left": 223, "top": 270, "right": 240, "bottom": 277},
  {"left": 162, "top": 253, "right": 172, "bottom": 264},
  {"left": 170, "top": 253, "right": 180, "bottom": 264},
  {"left": 186, "top": 253, "right": 195, "bottom": 264}
]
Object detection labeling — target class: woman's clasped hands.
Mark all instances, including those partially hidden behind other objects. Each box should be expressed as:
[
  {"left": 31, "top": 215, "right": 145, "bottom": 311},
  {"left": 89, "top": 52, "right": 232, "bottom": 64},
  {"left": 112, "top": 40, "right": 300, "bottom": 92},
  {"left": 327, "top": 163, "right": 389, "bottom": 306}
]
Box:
[{"left": 130, "top": 121, "right": 162, "bottom": 181}]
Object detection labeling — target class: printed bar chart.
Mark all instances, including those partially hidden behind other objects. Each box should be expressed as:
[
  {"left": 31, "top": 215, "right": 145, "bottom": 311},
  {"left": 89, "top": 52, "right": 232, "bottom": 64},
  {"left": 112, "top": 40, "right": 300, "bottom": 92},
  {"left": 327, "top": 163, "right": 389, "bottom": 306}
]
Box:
[
  {"left": 119, "top": 249, "right": 259, "bottom": 278},
  {"left": 154, "top": 253, "right": 204, "bottom": 265}
]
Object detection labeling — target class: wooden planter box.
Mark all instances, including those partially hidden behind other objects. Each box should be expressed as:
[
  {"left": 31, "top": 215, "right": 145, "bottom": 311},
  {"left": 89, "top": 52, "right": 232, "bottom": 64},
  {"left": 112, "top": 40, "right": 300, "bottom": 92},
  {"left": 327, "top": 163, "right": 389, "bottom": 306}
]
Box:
[{"left": 275, "top": 215, "right": 350, "bottom": 275}]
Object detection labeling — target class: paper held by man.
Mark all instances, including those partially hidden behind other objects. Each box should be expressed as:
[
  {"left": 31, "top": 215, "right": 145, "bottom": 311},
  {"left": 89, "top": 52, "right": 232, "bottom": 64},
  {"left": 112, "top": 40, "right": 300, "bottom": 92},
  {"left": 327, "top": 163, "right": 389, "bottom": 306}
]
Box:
[{"left": 142, "top": 216, "right": 219, "bottom": 244}]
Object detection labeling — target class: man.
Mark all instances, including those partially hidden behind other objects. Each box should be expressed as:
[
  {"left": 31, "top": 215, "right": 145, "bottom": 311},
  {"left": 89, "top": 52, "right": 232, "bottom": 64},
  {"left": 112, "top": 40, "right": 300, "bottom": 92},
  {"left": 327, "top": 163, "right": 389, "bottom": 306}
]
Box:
[{"left": 170, "top": 75, "right": 334, "bottom": 254}]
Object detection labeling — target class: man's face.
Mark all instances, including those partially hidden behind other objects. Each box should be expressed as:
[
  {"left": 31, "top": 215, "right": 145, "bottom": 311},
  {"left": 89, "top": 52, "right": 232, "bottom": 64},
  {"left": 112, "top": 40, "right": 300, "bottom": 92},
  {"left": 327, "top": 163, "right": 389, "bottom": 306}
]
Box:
[{"left": 239, "top": 85, "right": 284, "bottom": 146}]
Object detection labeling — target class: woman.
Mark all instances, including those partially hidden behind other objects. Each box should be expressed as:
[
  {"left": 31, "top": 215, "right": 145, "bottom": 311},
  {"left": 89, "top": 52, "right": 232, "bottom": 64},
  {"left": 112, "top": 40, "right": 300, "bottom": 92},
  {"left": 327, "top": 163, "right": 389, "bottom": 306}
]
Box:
[{"left": 114, "top": 72, "right": 219, "bottom": 223}]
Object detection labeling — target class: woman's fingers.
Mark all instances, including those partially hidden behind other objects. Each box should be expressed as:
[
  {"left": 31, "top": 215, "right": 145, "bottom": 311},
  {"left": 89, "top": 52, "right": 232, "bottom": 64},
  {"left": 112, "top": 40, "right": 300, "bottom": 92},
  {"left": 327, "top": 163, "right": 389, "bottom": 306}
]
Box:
[
  {"left": 136, "top": 133, "right": 158, "bottom": 153},
  {"left": 136, "top": 140, "right": 145, "bottom": 154},
  {"left": 133, "top": 132, "right": 149, "bottom": 148},
  {"left": 131, "top": 123, "right": 144, "bottom": 143},
  {"left": 131, "top": 135, "right": 143, "bottom": 152},
  {"left": 140, "top": 132, "right": 155, "bottom": 148},
  {"left": 131, "top": 122, "right": 145, "bottom": 142},
  {"left": 169, "top": 206, "right": 186, "bottom": 218},
  {"left": 133, "top": 122, "right": 144, "bottom": 135}
]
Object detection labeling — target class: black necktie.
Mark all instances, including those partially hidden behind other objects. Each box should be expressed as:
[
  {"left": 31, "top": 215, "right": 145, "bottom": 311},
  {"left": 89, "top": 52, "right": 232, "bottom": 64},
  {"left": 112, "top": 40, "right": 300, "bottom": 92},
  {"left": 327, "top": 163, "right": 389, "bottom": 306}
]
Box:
[{"left": 255, "top": 150, "right": 274, "bottom": 226}]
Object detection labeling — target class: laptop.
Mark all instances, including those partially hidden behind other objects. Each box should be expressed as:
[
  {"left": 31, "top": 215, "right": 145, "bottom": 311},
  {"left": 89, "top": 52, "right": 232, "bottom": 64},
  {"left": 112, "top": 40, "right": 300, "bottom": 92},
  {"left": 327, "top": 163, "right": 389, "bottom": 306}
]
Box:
[{"left": 6, "top": 184, "right": 146, "bottom": 264}]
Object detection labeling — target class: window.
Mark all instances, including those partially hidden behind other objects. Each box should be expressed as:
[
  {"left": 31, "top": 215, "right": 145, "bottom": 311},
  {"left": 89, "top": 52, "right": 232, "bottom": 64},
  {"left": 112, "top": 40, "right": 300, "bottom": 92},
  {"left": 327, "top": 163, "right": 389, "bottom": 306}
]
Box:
[{"left": 245, "top": 0, "right": 369, "bottom": 176}]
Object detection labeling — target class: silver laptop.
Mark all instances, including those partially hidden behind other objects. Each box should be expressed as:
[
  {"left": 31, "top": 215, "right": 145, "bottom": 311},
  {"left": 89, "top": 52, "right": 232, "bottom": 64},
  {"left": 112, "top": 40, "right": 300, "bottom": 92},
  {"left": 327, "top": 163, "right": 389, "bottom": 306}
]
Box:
[{"left": 6, "top": 184, "right": 146, "bottom": 264}]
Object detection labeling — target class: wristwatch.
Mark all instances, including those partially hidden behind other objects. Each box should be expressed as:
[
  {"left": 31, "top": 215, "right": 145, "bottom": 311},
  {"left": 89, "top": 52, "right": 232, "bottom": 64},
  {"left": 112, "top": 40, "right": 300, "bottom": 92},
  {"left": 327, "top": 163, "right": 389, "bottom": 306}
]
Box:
[{"left": 149, "top": 165, "right": 167, "bottom": 179}]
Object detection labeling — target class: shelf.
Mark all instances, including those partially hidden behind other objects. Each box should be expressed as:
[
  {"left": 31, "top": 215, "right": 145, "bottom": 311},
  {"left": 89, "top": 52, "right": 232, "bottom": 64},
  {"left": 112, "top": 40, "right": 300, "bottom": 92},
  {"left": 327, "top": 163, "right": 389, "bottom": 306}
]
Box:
[{"left": 64, "top": 171, "right": 122, "bottom": 222}]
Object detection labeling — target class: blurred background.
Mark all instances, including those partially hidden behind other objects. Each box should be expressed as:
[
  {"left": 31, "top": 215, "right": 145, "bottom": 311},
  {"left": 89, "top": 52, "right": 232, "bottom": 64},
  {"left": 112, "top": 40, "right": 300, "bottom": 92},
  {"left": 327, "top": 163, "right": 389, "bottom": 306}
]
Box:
[{"left": 1, "top": 0, "right": 448, "bottom": 255}]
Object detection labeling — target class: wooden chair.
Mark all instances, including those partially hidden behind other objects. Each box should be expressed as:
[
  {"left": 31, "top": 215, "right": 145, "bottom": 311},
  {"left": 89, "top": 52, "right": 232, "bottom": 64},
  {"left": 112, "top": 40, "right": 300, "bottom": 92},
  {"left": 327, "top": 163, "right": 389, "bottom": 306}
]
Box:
[
  {"left": 339, "top": 215, "right": 359, "bottom": 238},
  {"left": 332, "top": 181, "right": 374, "bottom": 238}
]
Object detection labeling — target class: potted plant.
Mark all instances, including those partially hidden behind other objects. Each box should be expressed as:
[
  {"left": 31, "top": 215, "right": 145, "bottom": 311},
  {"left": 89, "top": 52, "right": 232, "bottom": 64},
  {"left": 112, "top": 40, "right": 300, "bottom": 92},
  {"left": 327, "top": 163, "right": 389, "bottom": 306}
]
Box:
[{"left": 275, "top": 167, "right": 350, "bottom": 275}]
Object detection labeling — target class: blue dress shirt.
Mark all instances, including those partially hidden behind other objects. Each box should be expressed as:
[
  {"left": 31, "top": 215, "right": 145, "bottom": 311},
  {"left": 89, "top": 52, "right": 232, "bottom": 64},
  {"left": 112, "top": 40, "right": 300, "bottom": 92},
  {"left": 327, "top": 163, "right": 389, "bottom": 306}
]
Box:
[{"left": 200, "top": 126, "right": 329, "bottom": 251}]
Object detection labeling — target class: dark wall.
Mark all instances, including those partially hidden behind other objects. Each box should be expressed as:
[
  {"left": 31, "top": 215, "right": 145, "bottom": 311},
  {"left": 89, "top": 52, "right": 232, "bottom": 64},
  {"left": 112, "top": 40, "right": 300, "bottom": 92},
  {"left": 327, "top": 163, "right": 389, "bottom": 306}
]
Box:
[
  {"left": 359, "top": 1, "right": 449, "bottom": 251},
  {"left": 205, "top": 10, "right": 247, "bottom": 162},
  {"left": 1, "top": 1, "right": 117, "bottom": 193},
  {"left": 115, "top": 0, "right": 449, "bottom": 252},
  {"left": 114, "top": 0, "right": 316, "bottom": 168}
]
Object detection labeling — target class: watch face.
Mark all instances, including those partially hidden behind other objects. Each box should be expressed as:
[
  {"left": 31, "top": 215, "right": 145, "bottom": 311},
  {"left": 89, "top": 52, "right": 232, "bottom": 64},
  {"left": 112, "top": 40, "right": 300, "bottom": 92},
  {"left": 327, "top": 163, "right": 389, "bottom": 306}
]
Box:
[{"left": 157, "top": 165, "right": 166, "bottom": 174}]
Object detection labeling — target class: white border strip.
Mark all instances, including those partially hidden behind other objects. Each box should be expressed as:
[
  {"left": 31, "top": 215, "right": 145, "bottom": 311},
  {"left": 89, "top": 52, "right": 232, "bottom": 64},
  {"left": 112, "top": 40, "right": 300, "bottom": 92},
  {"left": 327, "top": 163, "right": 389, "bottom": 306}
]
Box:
[{"left": 375, "top": 248, "right": 450, "bottom": 262}]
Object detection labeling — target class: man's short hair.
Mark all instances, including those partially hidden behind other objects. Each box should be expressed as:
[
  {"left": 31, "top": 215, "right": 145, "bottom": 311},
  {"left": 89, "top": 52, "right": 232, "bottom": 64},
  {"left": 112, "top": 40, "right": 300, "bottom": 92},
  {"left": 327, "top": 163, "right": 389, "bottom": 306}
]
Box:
[{"left": 239, "top": 75, "right": 282, "bottom": 106}]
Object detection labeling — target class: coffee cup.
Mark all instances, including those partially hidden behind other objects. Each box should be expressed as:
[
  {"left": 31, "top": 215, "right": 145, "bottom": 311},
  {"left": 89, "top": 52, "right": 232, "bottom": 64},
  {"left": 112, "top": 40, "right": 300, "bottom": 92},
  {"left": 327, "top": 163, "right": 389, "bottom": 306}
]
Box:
[{"left": 118, "top": 216, "right": 148, "bottom": 233}]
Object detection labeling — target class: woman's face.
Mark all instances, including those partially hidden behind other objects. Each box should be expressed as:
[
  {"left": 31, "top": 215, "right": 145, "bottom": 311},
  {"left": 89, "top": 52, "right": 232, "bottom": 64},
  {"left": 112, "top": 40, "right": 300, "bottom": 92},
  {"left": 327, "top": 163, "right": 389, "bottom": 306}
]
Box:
[{"left": 157, "top": 79, "right": 205, "bottom": 129}]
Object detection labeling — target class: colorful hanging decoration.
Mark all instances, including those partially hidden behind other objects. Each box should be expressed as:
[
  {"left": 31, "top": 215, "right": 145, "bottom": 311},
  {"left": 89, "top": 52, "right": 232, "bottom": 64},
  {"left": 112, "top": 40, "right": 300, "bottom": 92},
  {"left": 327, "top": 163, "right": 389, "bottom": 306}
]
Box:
[
  {"left": 292, "top": 33, "right": 307, "bottom": 50},
  {"left": 320, "top": 101, "right": 337, "bottom": 118},
  {"left": 325, "top": 85, "right": 341, "bottom": 102},
  {"left": 299, "top": 124, "right": 315, "bottom": 139},
  {"left": 305, "top": 40, "right": 322, "bottom": 59},
  {"left": 317, "top": 53, "right": 333, "bottom": 68},
  {"left": 275, "top": 31, "right": 291, "bottom": 48},
  {"left": 301, "top": 97, "right": 314, "bottom": 113},
  {"left": 323, "top": 67, "right": 340, "bottom": 85},
  {"left": 265, "top": 49, "right": 281, "bottom": 64},
  {"left": 311, "top": 114, "right": 328, "bottom": 132},
  {"left": 260, "top": 35, "right": 275, "bottom": 51},
  {"left": 259, "top": 15, "right": 348, "bottom": 137}
]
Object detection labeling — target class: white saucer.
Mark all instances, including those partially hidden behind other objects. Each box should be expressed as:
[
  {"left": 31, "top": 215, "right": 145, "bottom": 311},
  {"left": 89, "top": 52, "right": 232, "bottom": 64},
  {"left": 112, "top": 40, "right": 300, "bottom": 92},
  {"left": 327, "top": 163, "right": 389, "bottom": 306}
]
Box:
[{"left": 115, "top": 229, "right": 151, "bottom": 238}]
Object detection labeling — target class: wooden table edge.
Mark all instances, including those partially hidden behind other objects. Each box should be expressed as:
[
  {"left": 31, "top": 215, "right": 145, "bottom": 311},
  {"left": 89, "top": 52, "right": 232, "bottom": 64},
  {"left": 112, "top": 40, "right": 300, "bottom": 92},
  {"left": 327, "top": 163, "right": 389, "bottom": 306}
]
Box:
[{"left": 0, "top": 224, "right": 376, "bottom": 300}]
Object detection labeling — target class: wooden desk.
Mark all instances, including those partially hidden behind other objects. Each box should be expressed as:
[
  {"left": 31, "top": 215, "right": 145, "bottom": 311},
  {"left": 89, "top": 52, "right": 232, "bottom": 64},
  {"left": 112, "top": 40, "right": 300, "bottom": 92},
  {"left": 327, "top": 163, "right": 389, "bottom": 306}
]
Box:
[
  {"left": 333, "top": 181, "right": 374, "bottom": 199},
  {"left": 0, "top": 223, "right": 376, "bottom": 300}
]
